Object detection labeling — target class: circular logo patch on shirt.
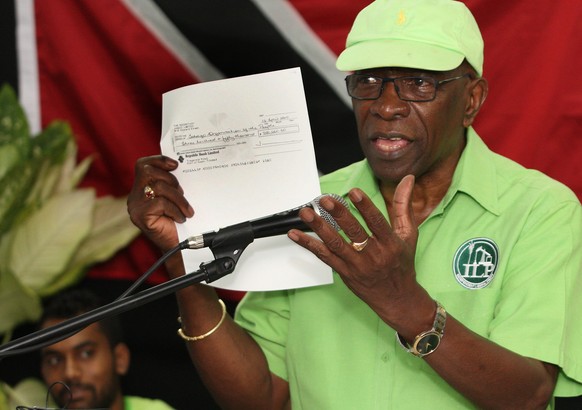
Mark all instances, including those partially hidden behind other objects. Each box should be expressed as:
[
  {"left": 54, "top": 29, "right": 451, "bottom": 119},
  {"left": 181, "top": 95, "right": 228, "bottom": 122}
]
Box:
[{"left": 453, "top": 238, "right": 499, "bottom": 289}]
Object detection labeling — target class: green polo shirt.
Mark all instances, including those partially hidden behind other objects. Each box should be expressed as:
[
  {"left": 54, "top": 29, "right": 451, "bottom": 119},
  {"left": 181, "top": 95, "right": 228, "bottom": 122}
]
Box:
[
  {"left": 124, "top": 395, "right": 175, "bottom": 410},
  {"left": 235, "top": 128, "right": 582, "bottom": 409}
]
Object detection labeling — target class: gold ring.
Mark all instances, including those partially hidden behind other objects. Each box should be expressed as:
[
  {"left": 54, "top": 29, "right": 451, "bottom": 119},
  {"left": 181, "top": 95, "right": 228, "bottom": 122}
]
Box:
[
  {"left": 351, "top": 237, "right": 369, "bottom": 252},
  {"left": 144, "top": 185, "right": 156, "bottom": 200}
]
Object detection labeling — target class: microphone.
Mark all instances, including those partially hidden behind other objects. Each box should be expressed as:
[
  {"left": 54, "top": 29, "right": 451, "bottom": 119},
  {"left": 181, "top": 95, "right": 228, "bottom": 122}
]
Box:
[{"left": 185, "top": 194, "right": 348, "bottom": 250}]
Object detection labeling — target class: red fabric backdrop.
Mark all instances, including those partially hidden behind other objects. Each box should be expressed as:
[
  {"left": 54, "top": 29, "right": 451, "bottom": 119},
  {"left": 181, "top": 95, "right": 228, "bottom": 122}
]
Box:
[{"left": 27, "top": 0, "right": 581, "bottom": 287}]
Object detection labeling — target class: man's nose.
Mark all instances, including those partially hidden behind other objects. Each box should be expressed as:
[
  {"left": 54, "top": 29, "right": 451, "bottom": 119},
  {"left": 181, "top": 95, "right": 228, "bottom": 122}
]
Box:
[
  {"left": 370, "top": 82, "right": 409, "bottom": 118},
  {"left": 64, "top": 359, "right": 81, "bottom": 380}
]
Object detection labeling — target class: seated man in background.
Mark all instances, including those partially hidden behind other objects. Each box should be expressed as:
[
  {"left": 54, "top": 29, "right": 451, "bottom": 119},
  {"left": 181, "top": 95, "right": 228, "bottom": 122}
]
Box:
[{"left": 39, "top": 288, "right": 174, "bottom": 410}]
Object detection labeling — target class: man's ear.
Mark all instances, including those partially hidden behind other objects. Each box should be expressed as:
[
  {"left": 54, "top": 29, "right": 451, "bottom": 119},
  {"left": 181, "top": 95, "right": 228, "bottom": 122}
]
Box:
[
  {"left": 464, "top": 77, "right": 488, "bottom": 128},
  {"left": 114, "top": 343, "right": 131, "bottom": 376}
]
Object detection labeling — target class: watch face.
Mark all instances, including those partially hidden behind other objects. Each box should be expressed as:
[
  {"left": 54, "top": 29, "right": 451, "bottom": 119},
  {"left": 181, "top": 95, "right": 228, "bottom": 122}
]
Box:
[{"left": 416, "top": 333, "right": 441, "bottom": 355}]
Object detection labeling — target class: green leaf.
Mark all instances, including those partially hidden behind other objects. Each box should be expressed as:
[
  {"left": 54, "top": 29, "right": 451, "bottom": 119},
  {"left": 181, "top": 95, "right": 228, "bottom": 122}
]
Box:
[
  {"left": 9, "top": 190, "right": 95, "bottom": 293},
  {"left": 2, "top": 378, "right": 53, "bottom": 410},
  {"left": 23, "top": 140, "right": 78, "bottom": 209},
  {"left": 72, "top": 195, "right": 139, "bottom": 264},
  {"left": 0, "top": 112, "right": 75, "bottom": 235},
  {"left": 0, "top": 144, "right": 23, "bottom": 182},
  {"left": 21, "top": 159, "right": 62, "bottom": 210},
  {"left": 0, "top": 383, "right": 9, "bottom": 410},
  {"left": 55, "top": 150, "right": 93, "bottom": 194},
  {"left": 0, "top": 83, "right": 139, "bottom": 343},
  {"left": 38, "top": 265, "right": 86, "bottom": 299},
  {"left": 0, "top": 84, "right": 30, "bottom": 156},
  {"left": 0, "top": 269, "right": 41, "bottom": 334},
  {"left": 0, "top": 160, "right": 39, "bottom": 236},
  {"left": 13, "top": 121, "right": 75, "bottom": 210},
  {"left": 31, "top": 120, "right": 72, "bottom": 165},
  {"left": 0, "top": 228, "right": 15, "bottom": 277},
  {"left": 42, "top": 196, "right": 139, "bottom": 297}
]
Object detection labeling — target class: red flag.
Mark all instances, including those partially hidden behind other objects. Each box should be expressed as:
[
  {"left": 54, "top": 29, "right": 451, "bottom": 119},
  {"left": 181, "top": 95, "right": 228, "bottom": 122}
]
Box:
[{"left": 10, "top": 0, "right": 582, "bottom": 287}]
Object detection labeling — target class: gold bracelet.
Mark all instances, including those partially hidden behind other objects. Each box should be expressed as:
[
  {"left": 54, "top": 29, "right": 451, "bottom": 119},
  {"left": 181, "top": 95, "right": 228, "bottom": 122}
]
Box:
[{"left": 177, "top": 299, "right": 226, "bottom": 342}]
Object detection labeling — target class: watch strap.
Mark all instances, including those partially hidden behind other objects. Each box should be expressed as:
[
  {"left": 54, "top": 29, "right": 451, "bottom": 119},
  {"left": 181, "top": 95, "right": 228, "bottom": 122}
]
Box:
[{"left": 396, "top": 300, "right": 446, "bottom": 358}]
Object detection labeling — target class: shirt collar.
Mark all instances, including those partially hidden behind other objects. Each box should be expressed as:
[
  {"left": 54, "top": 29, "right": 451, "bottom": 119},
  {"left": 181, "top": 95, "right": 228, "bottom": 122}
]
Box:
[{"left": 438, "top": 127, "right": 500, "bottom": 215}]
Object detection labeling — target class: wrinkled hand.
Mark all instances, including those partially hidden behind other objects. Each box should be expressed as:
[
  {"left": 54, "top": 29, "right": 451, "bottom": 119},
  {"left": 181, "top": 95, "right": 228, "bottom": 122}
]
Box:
[
  {"left": 288, "top": 175, "right": 421, "bottom": 318},
  {"left": 127, "top": 155, "right": 194, "bottom": 252}
]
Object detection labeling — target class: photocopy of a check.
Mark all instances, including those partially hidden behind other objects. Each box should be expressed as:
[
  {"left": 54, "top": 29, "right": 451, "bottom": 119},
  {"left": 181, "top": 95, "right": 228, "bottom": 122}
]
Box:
[{"left": 160, "top": 68, "right": 334, "bottom": 291}]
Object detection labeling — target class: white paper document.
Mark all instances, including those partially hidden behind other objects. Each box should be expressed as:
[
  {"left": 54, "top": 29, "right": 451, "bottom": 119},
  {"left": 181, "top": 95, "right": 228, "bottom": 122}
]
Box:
[{"left": 160, "top": 68, "right": 333, "bottom": 291}]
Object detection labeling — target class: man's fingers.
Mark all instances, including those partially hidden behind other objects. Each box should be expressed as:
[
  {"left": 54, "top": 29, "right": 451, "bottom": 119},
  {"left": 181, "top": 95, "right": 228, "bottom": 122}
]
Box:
[
  {"left": 319, "top": 195, "right": 369, "bottom": 246},
  {"left": 137, "top": 156, "right": 181, "bottom": 188},
  {"left": 135, "top": 155, "right": 179, "bottom": 172},
  {"left": 130, "top": 156, "right": 193, "bottom": 218},
  {"left": 389, "top": 174, "right": 416, "bottom": 243},
  {"left": 347, "top": 188, "right": 391, "bottom": 240},
  {"left": 288, "top": 208, "right": 347, "bottom": 269}
]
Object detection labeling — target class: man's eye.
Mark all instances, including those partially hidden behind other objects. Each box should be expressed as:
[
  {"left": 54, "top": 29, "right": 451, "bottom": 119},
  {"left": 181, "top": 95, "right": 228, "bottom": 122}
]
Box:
[
  {"left": 411, "top": 78, "right": 431, "bottom": 88},
  {"left": 42, "top": 355, "right": 61, "bottom": 367},
  {"left": 79, "top": 348, "right": 94, "bottom": 359}
]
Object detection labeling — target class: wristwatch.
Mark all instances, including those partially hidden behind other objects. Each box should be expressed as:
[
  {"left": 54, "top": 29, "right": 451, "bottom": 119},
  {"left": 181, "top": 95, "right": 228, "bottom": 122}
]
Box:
[{"left": 396, "top": 300, "right": 446, "bottom": 358}]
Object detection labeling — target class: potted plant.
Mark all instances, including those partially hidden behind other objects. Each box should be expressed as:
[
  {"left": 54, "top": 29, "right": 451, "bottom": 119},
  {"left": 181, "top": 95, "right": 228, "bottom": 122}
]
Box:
[{"left": 0, "top": 84, "right": 140, "bottom": 409}]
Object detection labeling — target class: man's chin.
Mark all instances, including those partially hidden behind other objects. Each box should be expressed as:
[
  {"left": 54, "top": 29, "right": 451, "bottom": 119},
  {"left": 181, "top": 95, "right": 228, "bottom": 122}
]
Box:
[
  {"left": 58, "top": 389, "right": 95, "bottom": 409},
  {"left": 61, "top": 398, "right": 93, "bottom": 410}
]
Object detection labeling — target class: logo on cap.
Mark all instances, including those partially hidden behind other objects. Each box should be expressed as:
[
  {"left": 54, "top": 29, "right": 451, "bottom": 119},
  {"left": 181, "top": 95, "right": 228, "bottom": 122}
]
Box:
[
  {"left": 453, "top": 238, "right": 499, "bottom": 289},
  {"left": 397, "top": 10, "right": 406, "bottom": 25}
]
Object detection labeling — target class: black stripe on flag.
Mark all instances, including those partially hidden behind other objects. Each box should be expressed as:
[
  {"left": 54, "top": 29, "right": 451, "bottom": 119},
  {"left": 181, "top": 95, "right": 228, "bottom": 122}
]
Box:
[{"left": 151, "top": 0, "right": 363, "bottom": 174}]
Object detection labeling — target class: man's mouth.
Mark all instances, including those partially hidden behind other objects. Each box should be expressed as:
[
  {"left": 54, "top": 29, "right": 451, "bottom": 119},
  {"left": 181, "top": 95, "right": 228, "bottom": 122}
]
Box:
[
  {"left": 372, "top": 135, "right": 411, "bottom": 153},
  {"left": 58, "top": 385, "right": 93, "bottom": 407}
]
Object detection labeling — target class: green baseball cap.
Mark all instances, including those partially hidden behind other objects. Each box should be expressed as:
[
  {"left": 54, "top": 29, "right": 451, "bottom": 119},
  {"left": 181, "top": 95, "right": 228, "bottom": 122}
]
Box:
[{"left": 336, "top": 0, "right": 484, "bottom": 76}]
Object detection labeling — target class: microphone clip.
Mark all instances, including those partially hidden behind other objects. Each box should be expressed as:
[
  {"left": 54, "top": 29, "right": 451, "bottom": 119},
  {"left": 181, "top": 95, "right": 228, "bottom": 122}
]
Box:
[
  {"left": 199, "top": 257, "right": 238, "bottom": 283},
  {"left": 196, "top": 221, "right": 255, "bottom": 282}
]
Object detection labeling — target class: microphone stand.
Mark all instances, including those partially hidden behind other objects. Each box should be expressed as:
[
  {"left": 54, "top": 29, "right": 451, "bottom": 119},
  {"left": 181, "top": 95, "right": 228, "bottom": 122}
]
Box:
[{"left": 0, "top": 226, "right": 254, "bottom": 359}]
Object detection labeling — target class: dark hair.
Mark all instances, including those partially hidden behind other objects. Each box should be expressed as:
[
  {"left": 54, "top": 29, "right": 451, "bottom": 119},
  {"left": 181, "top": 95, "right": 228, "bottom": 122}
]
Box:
[{"left": 40, "top": 288, "right": 124, "bottom": 347}]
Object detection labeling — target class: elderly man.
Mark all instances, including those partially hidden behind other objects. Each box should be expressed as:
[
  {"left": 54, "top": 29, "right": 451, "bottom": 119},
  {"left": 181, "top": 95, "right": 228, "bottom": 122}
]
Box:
[{"left": 127, "top": 0, "right": 582, "bottom": 408}]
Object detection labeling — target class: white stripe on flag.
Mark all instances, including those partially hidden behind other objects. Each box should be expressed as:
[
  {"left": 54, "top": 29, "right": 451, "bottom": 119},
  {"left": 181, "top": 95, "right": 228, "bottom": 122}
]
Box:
[
  {"left": 15, "top": 0, "right": 41, "bottom": 135},
  {"left": 251, "top": 0, "right": 351, "bottom": 107},
  {"left": 121, "top": 0, "right": 225, "bottom": 83}
]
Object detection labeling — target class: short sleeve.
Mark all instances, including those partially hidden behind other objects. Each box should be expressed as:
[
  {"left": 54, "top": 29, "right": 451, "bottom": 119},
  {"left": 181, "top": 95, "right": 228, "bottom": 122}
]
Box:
[
  {"left": 234, "top": 289, "right": 291, "bottom": 381},
  {"left": 488, "top": 195, "right": 582, "bottom": 396}
]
